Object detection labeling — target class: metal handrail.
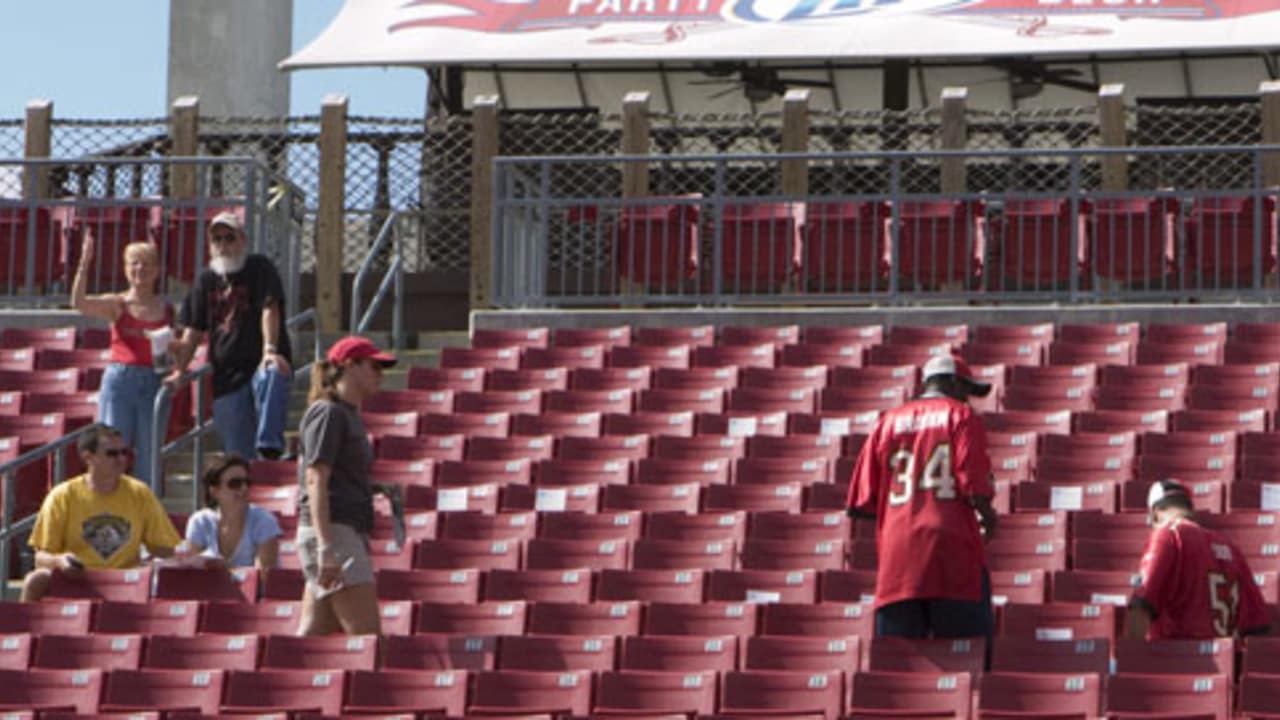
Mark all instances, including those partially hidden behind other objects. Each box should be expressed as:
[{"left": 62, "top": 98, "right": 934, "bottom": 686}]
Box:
[
  {"left": 149, "top": 364, "right": 214, "bottom": 499},
  {"left": 351, "top": 212, "right": 405, "bottom": 349},
  {"left": 0, "top": 423, "right": 98, "bottom": 589}
]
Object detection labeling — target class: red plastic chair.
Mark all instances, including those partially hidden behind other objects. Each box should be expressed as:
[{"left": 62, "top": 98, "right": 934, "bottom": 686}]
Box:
[
  {"left": 1088, "top": 196, "right": 1175, "bottom": 285},
  {"left": 722, "top": 325, "right": 801, "bottom": 347},
  {"left": 413, "top": 600, "right": 526, "bottom": 635},
  {"left": 412, "top": 538, "right": 521, "bottom": 571},
  {"left": 1113, "top": 637, "right": 1234, "bottom": 675},
  {"left": 526, "top": 601, "right": 642, "bottom": 636},
  {"left": 0, "top": 327, "right": 76, "bottom": 353},
  {"left": 596, "top": 568, "right": 707, "bottom": 603},
  {"left": 867, "top": 637, "right": 986, "bottom": 676},
  {"left": 780, "top": 342, "right": 867, "bottom": 369},
  {"left": 739, "top": 538, "right": 844, "bottom": 571},
  {"left": 614, "top": 202, "right": 701, "bottom": 292},
  {"left": 380, "top": 634, "right": 497, "bottom": 671},
  {"left": 644, "top": 601, "right": 759, "bottom": 636},
  {"left": 847, "top": 670, "right": 971, "bottom": 719},
  {"left": 454, "top": 389, "right": 543, "bottom": 416},
  {"left": 569, "top": 366, "right": 651, "bottom": 392},
  {"left": 896, "top": 199, "right": 984, "bottom": 289},
  {"left": 142, "top": 635, "right": 259, "bottom": 671},
  {"left": 486, "top": 366, "right": 572, "bottom": 392},
  {"left": 472, "top": 327, "right": 549, "bottom": 349},
  {"left": 703, "top": 482, "right": 804, "bottom": 513},
  {"left": 32, "top": 634, "right": 142, "bottom": 671},
  {"left": 1001, "top": 602, "right": 1117, "bottom": 641},
  {"left": 220, "top": 669, "right": 345, "bottom": 717},
  {"left": 0, "top": 667, "right": 103, "bottom": 715},
  {"left": 742, "top": 635, "right": 860, "bottom": 673},
  {"left": 603, "top": 411, "right": 695, "bottom": 438},
  {"left": 466, "top": 436, "right": 555, "bottom": 462},
  {"left": 1184, "top": 195, "right": 1277, "bottom": 285},
  {"left": 420, "top": 411, "right": 511, "bottom": 438},
  {"left": 619, "top": 635, "right": 737, "bottom": 672},
  {"left": 631, "top": 538, "right": 735, "bottom": 571},
  {"left": 721, "top": 198, "right": 798, "bottom": 292},
  {"left": 635, "top": 325, "right": 715, "bottom": 347},
  {"left": 406, "top": 366, "right": 486, "bottom": 392},
  {"left": 344, "top": 668, "right": 468, "bottom": 717},
  {"left": 524, "top": 538, "right": 628, "bottom": 570},
  {"left": 990, "top": 637, "right": 1110, "bottom": 675},
  {"left": 1048, "top": 340, "right": 1135, "bottom": 366},
  {"left": 801, "top": 200, "right": 890, "bottom": 291},
  {"left": 1074, "top": 409, "right": 1169, "bottom": 434},
  {"left": 644, "top": 509, "right": 747, "bottom": 543},
  {"left": 374, "top": 568, "right": 482, "bottom": 603},
  {"left": 719, "top": 669, "right": 844, "bottom": 719},
  {"left": 601, "top": 482, "right": 701, "bottom": 514},
  {"left": 260, "top": 634, "right": 377, "bottom": 671},
  {"left": 990, "top": 569, "right": 1050, "bottom": 605},
  {"left": 46, "top": 567, "right": 152, "bottom": 603},
  {"left": 91, "top": 601, "right": 199, "bottom": 636},
  {"left": 693, "top": 343, "right": 775, "bottom": 370},
  {"left": 697, "top": 411, "right": 788, "bottom": 438},
  {"left": 199, "top": 601, "right": 299, "bottom": 635},
  {"left": 544, "top": 389, "right": 634, "bottom": 415},
  {"left": 440, "top": 346, "right": 521, "bottom": 371},
  {"left": 1104, "top": 672, "right": 1230, "bottom": 719},
  {"left": 517, "top": 347, "right": 603, "bottom": 372},
  {"left": 706, "top": 568, "right": 818, "bottom": 603},
  {"left": 538, "top": 510, "right": 642, "bottom": 541},
  {"left": 469, "top": 669, "right": 592, "bottom": 716},
  {"left": 553, "top": 326, "right": 632, "bottom": 348},
  {"left": 497, "top": 635, "right": 616, "bottom": 672},
  {"left": 377, "top": 434, "right": 465, "bottom": 462},
  {"left": 608, "top": 344, "right": 692, "bottom": 370},
  {"left": 977, "top": 671, "right": 1102, "bottom": 719},
  {"left": 512, "top": 411, "right": 602, "bottom": 439}
]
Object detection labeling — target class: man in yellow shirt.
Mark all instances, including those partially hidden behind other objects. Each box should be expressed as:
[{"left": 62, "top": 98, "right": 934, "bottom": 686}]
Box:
[{"left": 22, "top": 423, "right": 182, "bottom": 601}]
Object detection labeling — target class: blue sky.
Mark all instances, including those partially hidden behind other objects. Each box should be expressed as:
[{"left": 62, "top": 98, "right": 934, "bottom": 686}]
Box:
[{"left": 0, "top": 1, "right": 425, "bottom": 119}]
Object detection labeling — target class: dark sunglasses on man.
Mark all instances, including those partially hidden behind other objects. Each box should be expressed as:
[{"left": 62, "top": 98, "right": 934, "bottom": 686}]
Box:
[{"left": 212, "top": 475, "right": 249, "bottom": 490}]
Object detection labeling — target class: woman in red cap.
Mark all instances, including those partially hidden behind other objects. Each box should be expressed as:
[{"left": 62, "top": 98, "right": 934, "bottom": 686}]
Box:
[{"left": 295, "top": 335, "right": 396, "bottom": 635}]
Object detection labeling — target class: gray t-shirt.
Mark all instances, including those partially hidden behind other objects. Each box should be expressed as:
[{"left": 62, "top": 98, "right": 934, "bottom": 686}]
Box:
[{"left": 298, "top": 399, "right": 374, "bottom": 534}]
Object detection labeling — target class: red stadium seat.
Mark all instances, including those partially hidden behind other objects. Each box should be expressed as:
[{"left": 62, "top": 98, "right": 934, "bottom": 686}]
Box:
[
  {"left": 0, "top": 327, "right": 76, "bottom": 352},
  {"left": 1185, "top": 195, "right": 1277, "bottom": 285},
  {"left": 595, "top": 669, "right": 718, "bottom": 716},
  {"left": 142, "top": 635, "right": 259, "bottom": 671},
  {"left": 364, "top": 388, "right": 454, "bottom": 415},
  {"left": 527, "top": 601, "right": 642, "bottom": 636},
  {"left": 554, "top": 326, "right": 633, "bottom": 348},
  {"left": 644, "top": 602, "right": 759, "bottom": 637},
  {"left": 414, "top": 601, "right": 527, "bottom": 635},
  {"left": 513, "top": 411, "right": 602, "bottom": 439},
  {"left": 0, "top": 667, "right": 104, "bottom": 714},
  {"left": 631, "top": 538, "right": 735, "bottom": 571},
  {"left": 538, "top": 510, "right": 642, "bottom": 541},
  {"left": 697, "top": 411, "right": 788, "bottom": 437},
  {"left": 603, "top": 411, "right": 694, "bottom": 438},
  {"left": 896, "top": 200, "right": 984, "bottom": 289},
  {"left": 375, "top": 568, "right": 482, "bottom": 602},
  {"left": 420, "top": 411, "right": 511, "bottom": 438},
  {"left": 413, "top": 537, "right": 521, "bottom": 571},
  {"left": 1087, "top": 197, "right": 1175, "bottom": 286},
  {"left": 1001, "top": 602, "right": 1117, "bottom": 641},
  {"left": 259, "top": 634, "right": 378, "bottom": 671},
  {"left": 991, "top": 637, "right": 1110, "bottom": 676},
  {"left": 406, "top": 365, "right": 486, "bottom": 392},
  {"left": 645, "top": 510, "right": 748, "bottom": 543},
  {"left": 601, "top": 482, "right": 701, "bottom": 514},
  {"left": 466, "top": 436, "right": 555, "bottom": 462},
  {"left": 977, "top": 671, "right": 1103, "bottom": 719},
  {"left": 91, "top": 601, "right": 199, "bottom": 636},
  {"left": 691, "top": 344, "right": 774, "bottom": 370},
  {"left": 32, "top": 634, "right": 141, "bottom": 671},
  {"left": 596, "top": 568, "right": 707, "bottom": 603},
  {"left": 454, "top": 389, "right": 542, "bottom": 416},
  {"left": 46, "top": 567, "right": 152, "bottom": 603},
  {"left": 614, "top": 203, "right": 700, "bottom": 293},
  {"left": 440, "top": 346, "right": 520, "bottom": 370},
  {"left": 544, "top": 389, "right": 634, "bottom": 415},
  {"left": 220, "top": 669, "right": 345, "bottom": 717},
  {"left": 758, "top": 602, "right": 871, "bottom": 635},
  {"left": 743, "top": 635, "right": 860, "bottom": 673},
  {"left": 497, "top": 634, "right": 616, "bottom": 672},
  {"left": 702, "top": 483, "right": 804, "bottom": 513},
  {"left": 636, "top": 457, "right": 731, "bottom": 487},
  {"left": 848, "top": 670, "right": 971, "bottom": 719},
  {"left": 569, "top": 366, "right": 651, "bottom": 392},
  {"left": 377, "top": 434, "right": 465, "bottom": 462},
  {"left": 513, "top": 349, "right": 599, "bottom": 374},
  {"left": 866, "top": 637, "right": 986, "bottom": 676},
  {"left": 619, "top": 635, "right": 737, "bottom": 672},
  {"left": 995, "top": 198, "right": 1080, "bottom": 289},
  {"left": 344, "top": 668, "right": 468, "bottom": 717},
  {"left": 469, "top": 669, "right": 592, "bottom": 716},
  {"left": 524, "top": 538, "right": 628, "bottom": 570},
  {"left": 608, "top": 344, "right": 692, "bottom": 370},
  {"left": 1104, "top": 672, "right": 1230, "bottom": 719},
  {"left": 1048, "top": 339, "right": 1135, "bottom": 366},
  {"left": 199, "top": 601, "right": 299, "bottom": 635},
  {"left": 472, "top": 327, "right": 549, "bottom": 349},
  {"left": 720, "top": 669, "right": 844, "bottom": 719},
  {"left": 380, "top": 634, "right": 497, "bottom": 671},
  {"left": 780, "top": 342, "right": 868, "bottom": 369},
  {"left": 801, "top": 200, "right": 889, "bottom": 291},
  {"left": 1113, "top": 637, "right": 1234, "bottom": 675}
]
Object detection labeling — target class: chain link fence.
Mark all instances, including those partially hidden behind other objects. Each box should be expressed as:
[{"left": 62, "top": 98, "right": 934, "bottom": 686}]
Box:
[{"left": 1, "top": 99, "right": 1267, "bottom": 282}]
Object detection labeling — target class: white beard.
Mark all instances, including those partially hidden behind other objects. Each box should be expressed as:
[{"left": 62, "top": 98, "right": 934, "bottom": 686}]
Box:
[{"left": 209, "top": 252, "right": 247, "bottom": 276}]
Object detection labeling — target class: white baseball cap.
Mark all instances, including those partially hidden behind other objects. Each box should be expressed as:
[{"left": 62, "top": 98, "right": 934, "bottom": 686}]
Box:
[
  {"left": 921, "top": 354, "right": 992, "bottom": 398},
  {"left": 208, "top": 211, "right": 243, "bottom": 233},
  {"left": 1147, "top": 479, "right": 1192, "bottom": 512}
]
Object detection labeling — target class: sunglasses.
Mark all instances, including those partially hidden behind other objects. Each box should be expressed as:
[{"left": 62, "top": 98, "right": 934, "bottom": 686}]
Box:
[
  {"left": 101, "top": 449, "right": 129, "bottom": 458},
  {"left": 209, "top": 233, "right": 241, "bottom": 245},
  {"left": 213, "top": 476, "right": 249, "bottom": 490}
]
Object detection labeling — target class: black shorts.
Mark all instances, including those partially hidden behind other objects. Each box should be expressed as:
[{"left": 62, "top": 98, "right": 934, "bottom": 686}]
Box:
[{"left": 874, "top": 568, "right": 994, "bottom": 640}]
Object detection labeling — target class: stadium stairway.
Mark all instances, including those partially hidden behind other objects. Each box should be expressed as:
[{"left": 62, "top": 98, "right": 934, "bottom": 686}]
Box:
[{"left": 158, "top": 330, "right": 470, "bottom": 515}]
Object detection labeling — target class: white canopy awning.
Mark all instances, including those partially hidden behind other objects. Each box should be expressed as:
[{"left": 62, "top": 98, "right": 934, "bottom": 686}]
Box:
[{"left": 282, "top": 0, "right": 1280, "bottom": 68}]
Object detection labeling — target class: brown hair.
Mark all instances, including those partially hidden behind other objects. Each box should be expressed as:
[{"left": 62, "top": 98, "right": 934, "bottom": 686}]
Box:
[
  {"left": 201, "top": 454, "right": 252, "bottom": 508},
  {"left": 307, "top": 359, "right": 344, "bottom": 405},
  {"left": 77, "top": 423, "right": 123, "bottom": 456}
]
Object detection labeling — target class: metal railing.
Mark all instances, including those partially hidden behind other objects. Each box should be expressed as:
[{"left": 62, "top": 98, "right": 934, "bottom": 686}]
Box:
[
  {"left": 351, "top": 212, "right": 406, "bottom": 350},
  {"left": 0, "top": 424, "right": 97, "bottom": 590},
  {"left": 148, "top": 308, "right": 322, "bottom": 513},
  {"left": 492, "top": 145, "right": 1280, "bottom": 307},
  {"left": 0, "top": 157, "right": 306, "bottom": 312}
]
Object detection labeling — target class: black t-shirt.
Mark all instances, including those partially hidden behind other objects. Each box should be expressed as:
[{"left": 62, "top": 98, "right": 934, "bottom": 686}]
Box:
[
  {"left": 179, "top": 254, "right": 292, "bottom": 397},
  {"left": 298, "top": 399, "right": 374, "bottom": 534}
]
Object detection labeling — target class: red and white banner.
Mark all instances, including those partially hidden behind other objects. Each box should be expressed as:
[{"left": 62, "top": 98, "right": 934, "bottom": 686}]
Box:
[{"left": 283, "top": 0, "right": 1280, "bottom": 67}]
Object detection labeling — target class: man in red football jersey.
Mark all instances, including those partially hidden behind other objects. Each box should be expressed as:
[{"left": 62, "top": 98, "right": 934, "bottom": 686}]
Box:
[
  {"left": 1127, "top": 480, "right": 1270, "bottom": 640},
  {"left": 847, "top": 354, "right": 998, "bottom": 640}
]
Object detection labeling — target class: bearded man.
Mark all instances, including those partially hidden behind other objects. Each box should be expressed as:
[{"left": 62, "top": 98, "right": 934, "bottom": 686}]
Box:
[{"left": 170, "top": 211, "right": 293, "bottom": 460}]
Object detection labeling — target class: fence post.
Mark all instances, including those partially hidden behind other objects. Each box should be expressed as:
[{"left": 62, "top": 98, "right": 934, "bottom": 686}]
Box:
[
  {"left": 622, "top": 92, "right": 651, "bottom": 198},
  {"left": 1098, "top": 83, "right": 1128, "bottom": 191},
  {"left": 22, "top": 99, "right": 52, "bottom": 201},
  {"left": 940, "top": 87, "right": 967, "bottom": 194},
  {"left": 781, "top": 89, "right": 810, "bottom": 198},
  {"left": 471, "top": 95, "right": 500, "bottom": 310},
  {"left": 170, "top": 96, "right": 200, "bottom": 199},
  {"left": 1262, "top": 81, "right": 1280, "bottom": 188},
  {"left": 317, "top": 94, "right": 348, "bottom": 334}
]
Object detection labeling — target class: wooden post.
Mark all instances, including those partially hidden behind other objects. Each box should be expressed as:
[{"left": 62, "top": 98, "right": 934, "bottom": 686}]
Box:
[
  {"left": 780, "top": 89, "right": 810, "bottom": 198},
  {"left": 169, "top": 96, "right": 200, "bottom": 199},
  {"left": 316, "top": 94, "right": 348, "bottom": 333},
  {"left": 23, "top": 100, "right": 52, "bottom": 200},
  {"left": 940, "top": 87, "right": 967, "bottom": 194},
  {"left": 1098, "top": 83, "right": 1128, "bottom": 191},
  {"left": 1261, "top": 81, "right": 1280, "bottom": 188},
  {"left": 621, "top": 92, "right": 651, "bottom": 198},
  {"left": 471, "top": 95, "right": 500, "bottom": 310}
]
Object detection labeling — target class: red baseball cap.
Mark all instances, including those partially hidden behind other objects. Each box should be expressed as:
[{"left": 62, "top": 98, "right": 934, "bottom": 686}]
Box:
[
  {"left": 327, "top": 335, "right": 397, "bottom": 367},
  {"left": 921, "top": 354, "right": 992, "bottom": 397}
]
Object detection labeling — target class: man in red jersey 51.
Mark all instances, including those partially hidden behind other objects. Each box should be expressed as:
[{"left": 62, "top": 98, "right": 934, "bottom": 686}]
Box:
[
  {"left": 1127, "top": 480, "right": 1269, "bottom": 640},
  {"left": 846, "top": 354, "right": 998, "bottom": 641}
]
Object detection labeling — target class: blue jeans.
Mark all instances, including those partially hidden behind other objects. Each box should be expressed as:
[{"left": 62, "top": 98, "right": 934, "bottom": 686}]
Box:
[
  {"left": 98, "top": 363, "right": 163, "bottom": 486},
  {"left": 211, "top": 363, "right": 291, "bottom": 460}
]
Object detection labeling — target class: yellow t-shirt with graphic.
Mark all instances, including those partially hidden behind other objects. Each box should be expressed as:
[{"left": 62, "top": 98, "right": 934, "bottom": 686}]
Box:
[{"left": 28, "top": 474, "right": 181, "bottom": 569}]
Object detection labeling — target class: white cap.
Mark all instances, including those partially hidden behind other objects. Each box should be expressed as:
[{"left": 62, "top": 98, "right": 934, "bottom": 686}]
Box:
[
  {"left": 1147, "top": 479, "right": 1191, "bottom": 512},
  {"left": 921, "top": 354, "right": 992, "bottom": 398},
  {"left": 208, "top": 211, "right": 243, "bottom": 232}
]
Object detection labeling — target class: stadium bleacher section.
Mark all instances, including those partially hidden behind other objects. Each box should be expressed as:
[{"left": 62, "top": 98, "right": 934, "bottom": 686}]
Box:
[{"left": 1, "top": 318, "right": 1280, "bottom": 715}]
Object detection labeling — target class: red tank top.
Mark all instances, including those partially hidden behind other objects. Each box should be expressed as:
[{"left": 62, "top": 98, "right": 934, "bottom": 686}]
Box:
[{"left": 109, "top": 299, "right": 174, "bottom": 366}]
